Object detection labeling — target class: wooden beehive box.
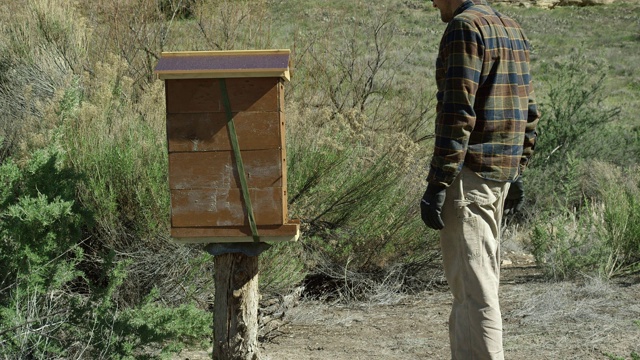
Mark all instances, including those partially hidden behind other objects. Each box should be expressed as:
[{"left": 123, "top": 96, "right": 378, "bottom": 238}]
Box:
[{"left": 154, "top": 50, "right": 299, "bottom": 243}]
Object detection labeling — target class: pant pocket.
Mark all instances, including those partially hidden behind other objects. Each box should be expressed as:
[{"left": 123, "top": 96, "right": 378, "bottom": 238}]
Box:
[
  {"left": 454, "top": 189, "right": 497, "bottom": 260},
  {"left": 465, "top": 188, "right": 498, "bottom": 207},
  {"left": 461, "top": 214, "right": 482, "bottom": 260},
  {"left": 453, "top": 199, "right": 481, "bottom": 260}
]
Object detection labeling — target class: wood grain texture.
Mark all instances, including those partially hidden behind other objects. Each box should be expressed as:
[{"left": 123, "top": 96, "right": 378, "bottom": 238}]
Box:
[
  {"left": 170, "top": 187, "right": 285, "bottom": 227},
  {"left": 161, "top": 64, "right": 294, "bottom": 240},
  {"left": 172, "top": 234, "right": 298, "bottom": 243},
  {"left": 168, "top": 149, "right": 283, "bottom": 190},
  {"left": 166, "top": 78, "right": 283, "bottom": 113},
  {"left": 213, "top": 253, "right": 261, "bottom": 360},
  {"left": 166, "top": 111, "right": 283, "bottom": 152},
  {"left": 280, "top": 112, "right": 288, "bottom": 199},
  {"left": 157, "top": 70, "right": 290, "bottom": 81},
  {"left": 171, "top": 221, "right": 300, "bottom": 239}
]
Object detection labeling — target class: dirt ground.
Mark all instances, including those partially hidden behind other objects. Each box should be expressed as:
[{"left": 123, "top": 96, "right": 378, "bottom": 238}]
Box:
[{"left": 175, "top": 254, "right": 640, "bottom": 360}]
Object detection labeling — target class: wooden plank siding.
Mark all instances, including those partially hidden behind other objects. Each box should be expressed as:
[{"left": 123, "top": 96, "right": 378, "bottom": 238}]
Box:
[
  {"left": 166, "top": 112, "right": 283, "bottom": 152},
  {"left": 170, "top": 187, "right": 285, "bottom": 227},
  {"left": 170, "top": 220, "right": 300, "bottom": 242},
  {"left": 165, "top": 77, "right": 287, "bottom": 229},
  {"left": 166, "top": 78, "right": 284, "bottom": 113},
  {"left": 168, "top": 150, "right": 283, "bottom": 190}
]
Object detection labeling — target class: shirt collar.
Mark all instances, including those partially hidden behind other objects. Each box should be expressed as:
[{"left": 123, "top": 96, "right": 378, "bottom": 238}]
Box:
[{"left": 453, "top": 0, "right": 489, "bottom": 17}]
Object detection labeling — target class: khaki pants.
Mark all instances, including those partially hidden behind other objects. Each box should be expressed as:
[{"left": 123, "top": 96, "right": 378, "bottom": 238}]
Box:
[{"left": 440, "top": 166, "right": 510, "bottom": 360}]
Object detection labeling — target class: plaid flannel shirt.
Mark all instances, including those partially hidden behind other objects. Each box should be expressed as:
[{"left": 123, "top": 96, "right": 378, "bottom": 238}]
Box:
[{"left": 427, "top": 0, "right": 540, "bottom": 187}]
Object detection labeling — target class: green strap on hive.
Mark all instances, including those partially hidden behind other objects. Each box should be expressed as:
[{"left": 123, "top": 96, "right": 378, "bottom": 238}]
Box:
[{"left": 219, "top": 79, "right": 260, "bottom": 243}]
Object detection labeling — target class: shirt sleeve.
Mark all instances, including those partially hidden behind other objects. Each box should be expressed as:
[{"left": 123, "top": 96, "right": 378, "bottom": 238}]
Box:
[
  {"left": 520, "top": 38, "right": 540, "bottom": 174},
  {"left": 427, "top": 19, "right": 484, "bottom": 187}
]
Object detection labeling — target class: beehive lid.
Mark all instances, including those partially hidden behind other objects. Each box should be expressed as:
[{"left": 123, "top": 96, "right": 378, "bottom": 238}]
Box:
[{"left": 154, "top": 49, "right": 291, "bottom": 81}]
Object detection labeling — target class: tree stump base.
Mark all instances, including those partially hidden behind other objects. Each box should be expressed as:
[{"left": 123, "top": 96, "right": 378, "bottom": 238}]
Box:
[{"left": 213, "top": 252, "right": 261, "bottom": 360}]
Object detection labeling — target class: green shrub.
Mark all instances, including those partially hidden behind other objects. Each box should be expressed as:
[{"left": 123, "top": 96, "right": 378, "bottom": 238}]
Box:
[
  {"left": 530, "top": 162, "right": 640, "bottom": 279},
  {"left": 260, "top": 241, "right": 308, "bottom": 292},
  {"left": 0, "top": 147, "right": 88, "bottom": 298},
  {"left": 535, "top": 49, "right": 619, "bottom": 164},
  {"left": 285, "top": 103, "right": 437, "bottom": 275},
  {"left": 526, "top": 48, "right": 620, "bottom": 209},
  {"left": 523, "top": 48, "right": 640, "bottom": 279},
  {"left": 0, "top": 147, "right": 210, "bottom": 359},
  {"left": 531, "top": 205, "right": 606, "bottom": 279},
  {"left": 0, "top": 147, "right": 88, "bottom": 358},
  {"left": 89, "top": 286, "right": 210, "bottom": 359},
  {"left": 158, "top": 0, "right": 197, "bottom": 20},
  {"left": 598, "top": 168, "right": 640, "bottom": 277}
]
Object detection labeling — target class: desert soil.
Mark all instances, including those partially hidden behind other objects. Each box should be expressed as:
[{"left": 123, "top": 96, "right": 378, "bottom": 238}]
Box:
[{"left": 175, "top": 254, "right": 640, "bottom": 360}]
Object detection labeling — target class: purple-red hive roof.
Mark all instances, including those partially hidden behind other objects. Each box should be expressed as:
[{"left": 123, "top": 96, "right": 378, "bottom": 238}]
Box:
[{"left": 154, "top": 50, "right": 291, "bottom": 80}]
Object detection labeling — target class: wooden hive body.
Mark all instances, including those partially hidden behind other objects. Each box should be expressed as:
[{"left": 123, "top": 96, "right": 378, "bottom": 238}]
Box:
[{"left": 155, "top": 50, "right": 299, "bottom": 243}]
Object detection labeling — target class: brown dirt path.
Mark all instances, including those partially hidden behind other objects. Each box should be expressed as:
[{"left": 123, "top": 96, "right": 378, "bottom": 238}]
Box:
[{"left": 175, "top": 261, "right": 640, "bottom": 360}]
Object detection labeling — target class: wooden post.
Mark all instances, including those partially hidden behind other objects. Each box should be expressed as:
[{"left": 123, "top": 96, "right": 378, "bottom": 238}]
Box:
[{"left": 213, "top": 253, "right": 261, "bottom": 360}]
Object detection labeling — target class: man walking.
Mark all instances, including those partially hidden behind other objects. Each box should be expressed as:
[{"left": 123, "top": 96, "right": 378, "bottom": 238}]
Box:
[{"left": 420, "top": 0, "right": 540, "bottom": 359}]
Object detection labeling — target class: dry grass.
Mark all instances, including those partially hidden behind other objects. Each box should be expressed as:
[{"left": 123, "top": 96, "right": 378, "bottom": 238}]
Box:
[{"left": 503, "top": 278, "right": 640, "bottom": 359}]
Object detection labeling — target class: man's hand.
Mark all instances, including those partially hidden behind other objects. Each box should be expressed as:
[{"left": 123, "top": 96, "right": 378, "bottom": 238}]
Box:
[
  {"left": 421, "top": 184, "right": 447, "bottom": 230},
  {"left": 504, "top": 177, "right": 525, "bottom": 215}
]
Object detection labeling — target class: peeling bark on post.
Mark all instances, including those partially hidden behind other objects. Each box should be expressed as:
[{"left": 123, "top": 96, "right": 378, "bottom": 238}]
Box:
[{"left": 213, "top": 253, "right": 261, "bottom": 360}]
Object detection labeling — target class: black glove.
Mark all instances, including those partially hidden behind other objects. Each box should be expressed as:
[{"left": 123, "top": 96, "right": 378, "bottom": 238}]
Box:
[
  {"left": 421, "top": 184, "right": 447, "bottom": 230},
  {"left": 504, "top": 177, "right": 525, "bottom": 215}
]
